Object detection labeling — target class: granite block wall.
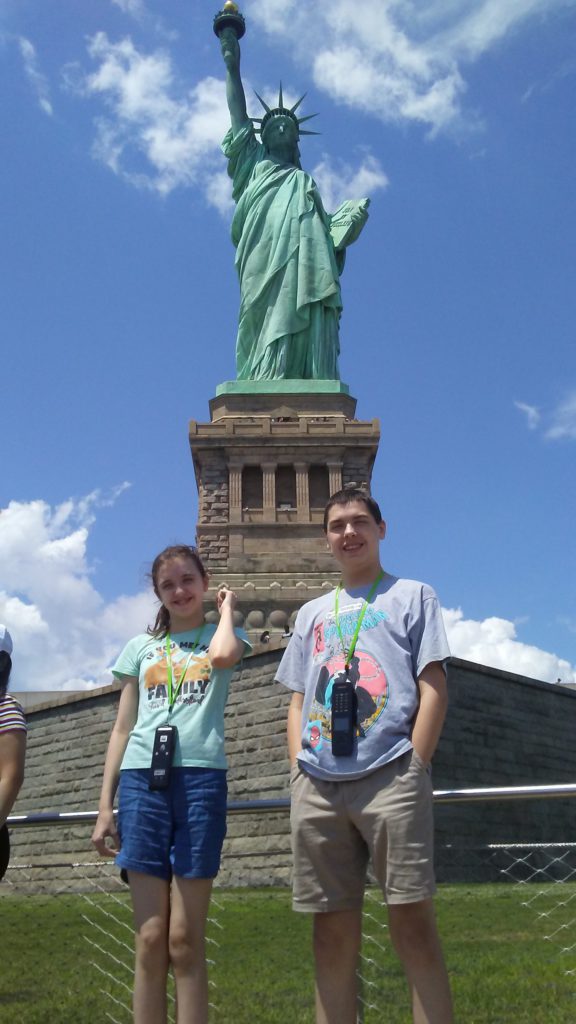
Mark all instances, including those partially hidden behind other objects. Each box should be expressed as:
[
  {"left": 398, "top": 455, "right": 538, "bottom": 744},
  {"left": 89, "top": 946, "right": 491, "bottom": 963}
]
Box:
[{"left": 4, "top": 650, "right": 576, "bottom": 891}]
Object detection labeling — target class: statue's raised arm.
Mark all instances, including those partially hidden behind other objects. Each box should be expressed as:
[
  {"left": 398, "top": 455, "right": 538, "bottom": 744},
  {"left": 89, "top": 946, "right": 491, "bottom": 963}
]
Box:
[
  {"left": 214, "top": 4, "right": 370, "bottom": 383},
  {"left": 219, "top": 28, "right": 248, "bottom": 136}
]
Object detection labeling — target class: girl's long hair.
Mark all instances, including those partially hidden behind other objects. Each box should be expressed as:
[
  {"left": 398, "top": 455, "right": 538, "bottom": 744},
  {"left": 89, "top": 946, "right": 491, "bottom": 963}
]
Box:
[{"left": 147, "top": 545, "right": 208, "bottom": 639}]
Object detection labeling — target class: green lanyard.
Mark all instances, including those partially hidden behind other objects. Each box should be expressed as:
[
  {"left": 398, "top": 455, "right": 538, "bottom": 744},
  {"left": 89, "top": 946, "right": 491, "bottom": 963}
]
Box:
[
  {"left": 165, "top": 625, "right": 206, "bottom": 713},
  {"left": 334, "top": 572, "right": 383, "bottom": 669}
]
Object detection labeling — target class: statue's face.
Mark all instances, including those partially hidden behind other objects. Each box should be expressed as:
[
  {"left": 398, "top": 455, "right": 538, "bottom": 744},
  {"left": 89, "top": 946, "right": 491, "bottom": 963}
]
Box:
[{"left": 262, "top": 116, "right": 298, "bottom": 159}]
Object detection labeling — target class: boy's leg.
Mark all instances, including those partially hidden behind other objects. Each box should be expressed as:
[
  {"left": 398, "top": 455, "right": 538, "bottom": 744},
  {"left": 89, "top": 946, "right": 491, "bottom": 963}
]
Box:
[
  {"left": 352, "top": 751, "right": 453, "bottom": 1023},
  {"left": 314, "top": 908, "right": 362, "bottom": 1024},
  {"left": 388, "top": 899, "right": 453, "bottom": 1024},
  {"left": 290, "top": 767, "right": 368, "bottom": 1024}
]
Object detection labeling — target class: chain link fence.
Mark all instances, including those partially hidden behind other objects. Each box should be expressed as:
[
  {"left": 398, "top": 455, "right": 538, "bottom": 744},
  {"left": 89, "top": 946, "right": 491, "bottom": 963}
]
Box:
[{"left": 2, "top": 785, "right": 576, "bottom": 1022}]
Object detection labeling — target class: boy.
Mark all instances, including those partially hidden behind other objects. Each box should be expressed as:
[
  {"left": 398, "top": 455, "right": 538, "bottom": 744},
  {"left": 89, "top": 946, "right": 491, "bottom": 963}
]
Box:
[{"left": 276, "top": 489, "right": 453, "bottom": 1024}]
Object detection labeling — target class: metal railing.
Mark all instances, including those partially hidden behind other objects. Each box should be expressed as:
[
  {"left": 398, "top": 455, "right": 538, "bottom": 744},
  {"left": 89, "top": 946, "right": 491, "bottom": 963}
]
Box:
[{"left": 7, "top": 782, "right": 576, "bottom": 830}]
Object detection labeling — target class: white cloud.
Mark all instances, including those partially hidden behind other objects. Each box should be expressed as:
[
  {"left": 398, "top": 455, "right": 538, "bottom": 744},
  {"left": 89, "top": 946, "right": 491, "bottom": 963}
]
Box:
[
  {"left": 312, "top": 153, "right": 388, "bottom": 212},
  {"left": 69, "top": 33, "right": 229, "bottom": 197},
  {"left": 111, "top": 0, "right": 146, "bottom": 15},
  {"left": 249, "top": 0, "right": 576, "bottom": 133},
  {"left": 514, "top": 400, "right": 541, "bottom": 429},
  {"left": 312, "top": 44, "right": 465, "bottom": 135},
  {"left": 68, "top": 33, "right": 388, "bottom": 209},
  {"left": 0, "top": 490, "right": 156, "bottom": 692},
  {"left": 2, "top": 495, "right": 574, "bottom": 691},
  {"left": 427, "top": 0, "right": 556, "bottom": 60},
  {"left": 18, "top": 36, "right": 53, "bottom": 116},
  {"left": 515, "top": 390, "right": 576, "bottom": 440},
  {"left": 443, "top": 607, "right": 576, "bottom": 684},
  {"left": 522, "top": 53, "right": 576, "bottom": 102},
  {"left": 109, "top": 0, "right": 178, "bottom": 41},
  {"left": 546, "top": 391, "right": 576, "bottom": 440},
  {"left": 204, "top": 169, "right": 234, "bottom": 215}
]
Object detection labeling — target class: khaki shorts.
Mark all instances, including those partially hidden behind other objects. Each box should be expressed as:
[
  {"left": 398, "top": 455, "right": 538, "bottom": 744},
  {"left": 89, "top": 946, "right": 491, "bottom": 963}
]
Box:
[{"left": 290, "top": 749, "right": 436, "bottom": 913}]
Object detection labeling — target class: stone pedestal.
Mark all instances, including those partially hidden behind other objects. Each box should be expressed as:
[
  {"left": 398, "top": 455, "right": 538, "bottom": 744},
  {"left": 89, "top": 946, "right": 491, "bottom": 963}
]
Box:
[{"left": 189, "top": 386, "right": 380, "bottom": 640}]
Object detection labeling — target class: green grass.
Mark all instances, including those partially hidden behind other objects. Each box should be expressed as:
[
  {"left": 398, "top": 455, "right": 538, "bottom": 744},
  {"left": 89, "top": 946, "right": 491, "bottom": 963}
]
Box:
[{"left": 1, "top": 885, "right": 575, "bottom": 1022}]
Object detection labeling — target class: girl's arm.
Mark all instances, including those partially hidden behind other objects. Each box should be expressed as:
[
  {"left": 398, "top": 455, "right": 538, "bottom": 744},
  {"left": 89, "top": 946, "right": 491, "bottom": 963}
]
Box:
[
  {"left": 208, "top": 587, "right": 245, "bottom": 668},
  {"left": 91, "top": 676, "right": 138, "bottom": 857},
  {"left": 0, "top": 730, "right": 26, "bottom": 829}
]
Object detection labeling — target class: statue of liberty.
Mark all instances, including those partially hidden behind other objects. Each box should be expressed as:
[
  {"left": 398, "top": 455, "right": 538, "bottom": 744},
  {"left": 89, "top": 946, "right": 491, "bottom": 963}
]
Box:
[{"left": 216, "top": 13, "right": 370, "bottom": 382}]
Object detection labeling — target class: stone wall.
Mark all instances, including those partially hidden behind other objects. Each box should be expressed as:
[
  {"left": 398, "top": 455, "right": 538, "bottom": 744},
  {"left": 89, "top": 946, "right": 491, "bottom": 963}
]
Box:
[
  {"left": 433, "top": 659, "right": 576, "bottom": 880},
  {"left": 5, "top": 650, "right": 576, "bottom": 891},
  {"left": 196, "top": 452, "right": 229, "bottom": 568}
]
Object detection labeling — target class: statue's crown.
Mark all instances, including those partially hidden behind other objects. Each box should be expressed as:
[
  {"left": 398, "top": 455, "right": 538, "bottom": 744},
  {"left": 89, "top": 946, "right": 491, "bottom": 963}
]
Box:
[{"left": 252, "top": 84, "right": 319, "bottom": 137}]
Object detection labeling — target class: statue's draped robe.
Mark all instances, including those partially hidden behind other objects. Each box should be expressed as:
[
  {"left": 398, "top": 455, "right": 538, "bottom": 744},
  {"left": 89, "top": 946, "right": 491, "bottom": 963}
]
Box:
[{"left": 223, "top": 123, "right": 344, "bottom": 381}]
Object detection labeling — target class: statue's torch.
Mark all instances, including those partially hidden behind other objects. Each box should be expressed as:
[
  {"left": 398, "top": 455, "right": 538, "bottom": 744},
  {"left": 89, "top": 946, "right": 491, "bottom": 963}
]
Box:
[{"left": 213, "top": 1, "right": 246, "bottom": 39}]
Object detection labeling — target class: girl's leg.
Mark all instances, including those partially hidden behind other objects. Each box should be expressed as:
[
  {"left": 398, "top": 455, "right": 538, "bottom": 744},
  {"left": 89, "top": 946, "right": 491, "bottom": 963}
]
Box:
[
  {"left": 129, "top": 870, "right": 171, "bottom": 1024},
  {"left": 169, "top": 875, "right": 214, "bottom": 1024}
]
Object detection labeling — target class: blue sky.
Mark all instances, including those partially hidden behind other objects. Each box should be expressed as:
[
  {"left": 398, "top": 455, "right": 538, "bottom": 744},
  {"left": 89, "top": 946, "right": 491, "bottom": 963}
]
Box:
[{"left": 1, "top": 0, "right": 575, "bottom": 690}]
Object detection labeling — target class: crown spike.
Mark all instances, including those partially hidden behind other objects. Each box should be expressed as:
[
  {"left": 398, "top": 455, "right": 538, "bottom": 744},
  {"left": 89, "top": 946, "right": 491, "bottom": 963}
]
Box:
[
  {"left": 250, "top": 88, "right": 320, "bottom": 139},
  {"left": 290, "top": 93, "right": 307, "bottom": 115},
  {"left": 253, "top": 90, "right": 271, "bottom": 114}
]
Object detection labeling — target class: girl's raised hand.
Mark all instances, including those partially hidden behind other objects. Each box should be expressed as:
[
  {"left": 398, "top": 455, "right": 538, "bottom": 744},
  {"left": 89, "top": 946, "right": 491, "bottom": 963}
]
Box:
[{"left": 216, "top": 586, "right": 237, "bottom": 613}]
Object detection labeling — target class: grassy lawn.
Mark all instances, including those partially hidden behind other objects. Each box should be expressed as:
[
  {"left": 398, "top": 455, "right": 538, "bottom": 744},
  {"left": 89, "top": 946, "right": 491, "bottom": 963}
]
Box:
[{"left": 1, "top": 884, "right": 575, "bottom": 1022}]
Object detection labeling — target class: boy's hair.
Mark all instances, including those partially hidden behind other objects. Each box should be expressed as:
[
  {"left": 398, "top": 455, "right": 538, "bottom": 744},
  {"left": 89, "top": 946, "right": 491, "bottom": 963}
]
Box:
[
  {"left": 323, "top": 488, "right": 383, "bottom": 532},
  {"left": 147, "top": 544, "right": 208, "bottom": 638}
]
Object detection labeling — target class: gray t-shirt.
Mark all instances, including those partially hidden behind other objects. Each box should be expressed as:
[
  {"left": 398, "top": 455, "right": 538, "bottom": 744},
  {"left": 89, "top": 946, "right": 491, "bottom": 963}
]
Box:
[{"left": 275, "top": 573, "right": 450, "bottom": 780}]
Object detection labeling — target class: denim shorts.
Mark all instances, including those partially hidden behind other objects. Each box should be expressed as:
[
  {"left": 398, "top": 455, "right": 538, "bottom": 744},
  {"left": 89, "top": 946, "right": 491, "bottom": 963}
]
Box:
[{"left": 116, "top": 767, "right": 227, "bottom": 881}]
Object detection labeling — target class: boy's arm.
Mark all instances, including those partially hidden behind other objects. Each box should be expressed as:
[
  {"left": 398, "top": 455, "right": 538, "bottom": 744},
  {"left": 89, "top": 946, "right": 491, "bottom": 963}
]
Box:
[
  {"left": 287, "top": 691, "right": 304, "bottom": 766},
  {"left": 411, "top": 660, "right": 448, "bottom": 766}
]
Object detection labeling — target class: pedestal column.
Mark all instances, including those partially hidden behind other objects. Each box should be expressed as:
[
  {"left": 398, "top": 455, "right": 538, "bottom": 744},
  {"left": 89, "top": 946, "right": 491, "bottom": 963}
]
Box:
[
  {"left": 328, "top": 462, "right": 343, "bottom": 496},
  {"left": 262, "top": 463, "right": 277, "bottom": 523},
  {"left": 295, "top": 462, "right": 310, "bottom": 522},
  {"left": 229, "top": 461, "right": 243, "bottom": 525}
]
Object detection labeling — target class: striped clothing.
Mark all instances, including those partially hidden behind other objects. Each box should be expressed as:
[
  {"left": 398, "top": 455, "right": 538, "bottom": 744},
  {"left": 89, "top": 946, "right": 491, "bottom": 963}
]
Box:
[{"left": 0, "top": 694, "right": 27, "bottom": 735}]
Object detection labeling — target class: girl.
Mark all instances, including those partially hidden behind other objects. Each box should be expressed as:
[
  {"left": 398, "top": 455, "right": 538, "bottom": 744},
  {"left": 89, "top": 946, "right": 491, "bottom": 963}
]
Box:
[
  {"left": 92, "top": 545, "right": 249, "bottom": 1024},
  {"left": 0, "top": 625, "right": 27, "bottom": 881}
]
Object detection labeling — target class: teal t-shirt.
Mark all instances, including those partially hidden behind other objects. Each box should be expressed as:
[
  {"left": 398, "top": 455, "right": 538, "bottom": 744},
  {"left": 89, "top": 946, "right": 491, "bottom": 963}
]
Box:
[{"left": 114, "top": 626, "right": 250, "bottom": 771}]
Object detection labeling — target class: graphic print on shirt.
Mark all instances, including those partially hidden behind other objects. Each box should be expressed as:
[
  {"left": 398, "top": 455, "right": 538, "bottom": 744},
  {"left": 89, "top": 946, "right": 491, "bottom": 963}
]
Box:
[
  {"left": 143, "top": 641, "right": 212, "bottom": 709},
  {"left": 308, "top": 603, "right": 390, "bottom": 745}
]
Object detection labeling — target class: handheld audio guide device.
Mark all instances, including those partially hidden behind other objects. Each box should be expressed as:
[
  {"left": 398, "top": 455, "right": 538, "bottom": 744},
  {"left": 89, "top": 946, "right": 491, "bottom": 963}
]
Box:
[
  {"left": 149, "top": 724, "right": 177, "bottom": 790},
  {"left": 331, "top": 674, "right": 358, "bottom": 757}
]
